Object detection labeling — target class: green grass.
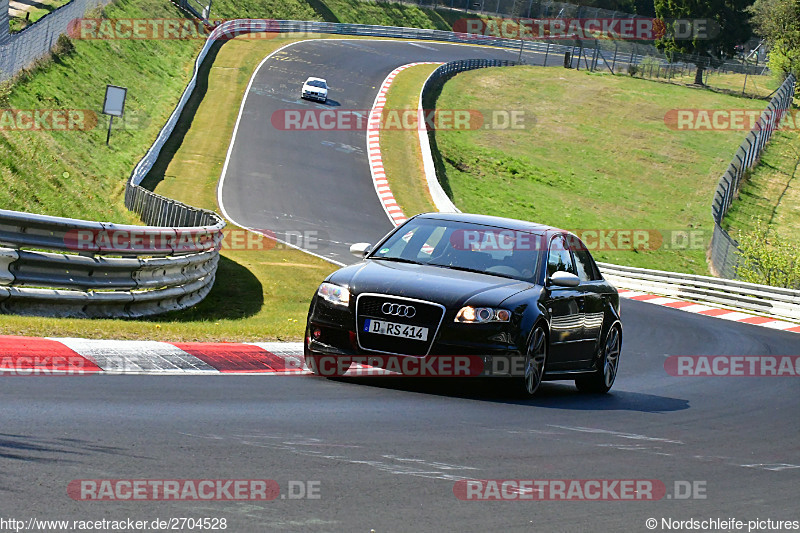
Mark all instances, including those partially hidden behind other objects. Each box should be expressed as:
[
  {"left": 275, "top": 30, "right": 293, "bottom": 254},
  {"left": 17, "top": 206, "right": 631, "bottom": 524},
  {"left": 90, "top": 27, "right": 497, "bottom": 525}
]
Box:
[
  {"left": 724, "top": 130, "right": 800, "bottom": 246},
  {"left": 666, "top": 70, "right": 780, "bottom": 100},
  {"left": 305, "top": 0, "right": 457, "bottom": 29},
  {"left": 430, "top": 67, "right": 753, "bottom": 275},
  {"left": 378, "top": 63, "right": 440, "bottom": 217},
  {"left": 1, "top": 0, "right": 204, "bottom": 222},
  {"left": 0, "top": 0, "right": 461, "bottom": 340}
]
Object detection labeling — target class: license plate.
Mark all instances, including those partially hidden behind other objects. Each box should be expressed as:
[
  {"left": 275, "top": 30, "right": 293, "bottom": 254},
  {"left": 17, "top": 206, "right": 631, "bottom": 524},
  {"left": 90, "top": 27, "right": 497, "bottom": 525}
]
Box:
[{"left": 364, "top": 318, "right": 428, "bottom": 341}]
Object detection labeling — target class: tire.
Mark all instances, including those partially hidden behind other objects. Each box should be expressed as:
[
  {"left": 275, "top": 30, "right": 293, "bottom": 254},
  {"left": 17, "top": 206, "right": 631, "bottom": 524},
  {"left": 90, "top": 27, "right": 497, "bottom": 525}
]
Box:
[
  {"left": 575, "top": 324, "right": 621, "bottom": 394},
  {"left": 518, "top": 325, "right": 547, "bottom": 397}
]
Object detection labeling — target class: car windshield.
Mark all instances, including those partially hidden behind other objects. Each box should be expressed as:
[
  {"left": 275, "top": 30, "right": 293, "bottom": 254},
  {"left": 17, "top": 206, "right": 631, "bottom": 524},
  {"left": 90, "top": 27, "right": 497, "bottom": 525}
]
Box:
[
  {"left": 369, "top": 218, "right": 544, "bottom": 282},
  {"left": 307, "top": 80, "right": 327, "bottom": 88}
]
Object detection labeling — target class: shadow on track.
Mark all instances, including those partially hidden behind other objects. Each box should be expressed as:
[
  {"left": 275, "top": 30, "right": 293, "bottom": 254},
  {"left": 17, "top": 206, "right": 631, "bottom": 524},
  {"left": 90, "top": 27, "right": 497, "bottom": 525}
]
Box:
[
  {"left": 150, "top": 255, "right": 264, "bottom": 322},
  {"left": 321, "top": 376, "right": 690, "bottom": 413}
]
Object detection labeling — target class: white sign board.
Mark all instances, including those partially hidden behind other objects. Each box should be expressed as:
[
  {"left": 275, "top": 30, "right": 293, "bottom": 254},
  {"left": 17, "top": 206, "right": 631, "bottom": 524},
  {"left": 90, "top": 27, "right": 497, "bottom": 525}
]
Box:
[{"left": 103, "top": 85, "right": 127, "bottom": 117}]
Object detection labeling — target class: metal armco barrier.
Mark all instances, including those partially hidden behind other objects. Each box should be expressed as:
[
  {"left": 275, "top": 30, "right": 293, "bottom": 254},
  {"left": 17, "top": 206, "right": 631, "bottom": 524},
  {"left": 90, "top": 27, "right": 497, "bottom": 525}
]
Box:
[
  {"left": 0, "top": 208, "right": 223, "bottom": 318},
  {"left": 709, "top": 74, "right": 796, "bottom": 279},
  {"left": 598, "top": 262, "right": 800, "bottom": 322}
]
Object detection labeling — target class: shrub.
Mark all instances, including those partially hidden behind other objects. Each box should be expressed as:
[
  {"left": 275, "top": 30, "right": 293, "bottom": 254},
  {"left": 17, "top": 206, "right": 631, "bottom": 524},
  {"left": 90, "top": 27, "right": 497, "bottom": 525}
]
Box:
[{"left": 735, "top": 217, "right": 800, "bottom": 289}]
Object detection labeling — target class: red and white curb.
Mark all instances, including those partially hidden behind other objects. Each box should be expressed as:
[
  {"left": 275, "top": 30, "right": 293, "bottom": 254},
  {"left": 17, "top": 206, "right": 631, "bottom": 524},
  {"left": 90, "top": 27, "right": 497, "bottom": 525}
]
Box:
[
  {"left": 367, "top": 62, "right": 443, "bottom": 227},
  {"left": 0, "top": 336, "right": 401, "bottom": 376},
  {"left": 0, "top": 336, "right": 307, "bottom": 375},
  {"left": 619, "top": 290, "right": 800, "bottom": 333}
]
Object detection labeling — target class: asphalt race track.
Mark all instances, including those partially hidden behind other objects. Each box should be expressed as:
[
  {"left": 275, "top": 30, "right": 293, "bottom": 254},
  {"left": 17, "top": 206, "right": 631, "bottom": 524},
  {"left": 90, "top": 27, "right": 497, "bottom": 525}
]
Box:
[
  {"left": 2, "top": 39, "right": 799, "bottom": 532},
  {"left": 218, "top": 39, "right": 540, "bottom": 264}
]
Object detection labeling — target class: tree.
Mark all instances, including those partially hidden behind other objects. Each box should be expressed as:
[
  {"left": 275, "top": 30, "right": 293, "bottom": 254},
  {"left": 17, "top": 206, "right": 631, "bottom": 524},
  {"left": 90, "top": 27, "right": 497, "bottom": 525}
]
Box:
[
  {"left": 748, "top": 0, "right": 800, "bottom": 78},
  {"left": 654, "top": 0, "right": 753, "bottom": 85}
]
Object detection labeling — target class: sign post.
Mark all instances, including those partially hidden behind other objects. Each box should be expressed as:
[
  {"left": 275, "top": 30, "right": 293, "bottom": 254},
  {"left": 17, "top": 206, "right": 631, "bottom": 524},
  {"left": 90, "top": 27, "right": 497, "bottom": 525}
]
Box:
[{"left": 102, "top": 85, "right": 127, "bottom": 146}]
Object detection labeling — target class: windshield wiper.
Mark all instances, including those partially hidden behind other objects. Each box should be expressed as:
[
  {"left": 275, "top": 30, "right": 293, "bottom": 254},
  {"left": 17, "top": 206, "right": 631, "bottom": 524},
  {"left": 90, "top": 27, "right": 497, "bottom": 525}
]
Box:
[{"left": 432, "top": 263, "right": 518, "bottom": 280}]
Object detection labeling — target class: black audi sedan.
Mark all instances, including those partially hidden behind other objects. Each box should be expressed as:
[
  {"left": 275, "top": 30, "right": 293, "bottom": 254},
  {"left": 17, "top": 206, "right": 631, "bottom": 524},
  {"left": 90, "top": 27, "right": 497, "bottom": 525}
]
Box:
[{"left": 304, "top": 213, "right": 621, "bottom": 396}]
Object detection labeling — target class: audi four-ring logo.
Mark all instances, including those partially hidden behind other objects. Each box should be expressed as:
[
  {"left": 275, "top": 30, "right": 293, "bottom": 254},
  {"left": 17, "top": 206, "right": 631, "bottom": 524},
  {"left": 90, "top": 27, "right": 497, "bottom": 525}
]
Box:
[{"left": 382, "top": 303, "right": 416, "bottom": 318}]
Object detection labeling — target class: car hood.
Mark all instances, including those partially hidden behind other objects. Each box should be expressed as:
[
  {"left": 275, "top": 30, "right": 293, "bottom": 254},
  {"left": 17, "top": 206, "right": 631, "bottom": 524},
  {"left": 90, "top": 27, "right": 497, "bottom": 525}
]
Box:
[
  {"left": 328, "top": 260, "right": 536, "bottom": 309},
  {"left": 303, "top": 84, "right": 327, "bottom": 93}
]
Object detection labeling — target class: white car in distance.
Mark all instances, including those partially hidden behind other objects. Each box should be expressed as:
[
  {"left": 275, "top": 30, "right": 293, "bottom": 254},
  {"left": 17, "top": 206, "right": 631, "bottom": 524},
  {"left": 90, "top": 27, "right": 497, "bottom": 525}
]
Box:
[{"left": 301, "top": 77, "right": 328, "bottom": 103}]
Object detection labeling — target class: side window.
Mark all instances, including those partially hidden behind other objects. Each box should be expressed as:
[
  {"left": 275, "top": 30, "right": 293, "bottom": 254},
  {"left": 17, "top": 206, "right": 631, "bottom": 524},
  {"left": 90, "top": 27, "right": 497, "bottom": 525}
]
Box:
[
  {"left": 573, "top": 249, "right": 601, "bottom": 282},
  {"left": 547, "top": 235, "right": 576, "bottom": 277}
]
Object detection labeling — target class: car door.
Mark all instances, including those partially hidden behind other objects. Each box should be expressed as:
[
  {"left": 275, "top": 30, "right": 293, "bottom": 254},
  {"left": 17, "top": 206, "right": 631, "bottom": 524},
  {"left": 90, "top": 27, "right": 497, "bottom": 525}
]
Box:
[
  {"left": 543, "top": 234, "right": 585, "bottom": 370},
  {"left": 570, "top": 238, "right": 606, "bottom": 365}
]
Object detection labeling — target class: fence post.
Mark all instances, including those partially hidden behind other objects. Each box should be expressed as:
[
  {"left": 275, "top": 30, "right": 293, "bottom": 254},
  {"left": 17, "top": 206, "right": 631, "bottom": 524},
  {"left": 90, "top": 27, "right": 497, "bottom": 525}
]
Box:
[{"left": 611, "top": 41, "right": 618, "bottom": 73}]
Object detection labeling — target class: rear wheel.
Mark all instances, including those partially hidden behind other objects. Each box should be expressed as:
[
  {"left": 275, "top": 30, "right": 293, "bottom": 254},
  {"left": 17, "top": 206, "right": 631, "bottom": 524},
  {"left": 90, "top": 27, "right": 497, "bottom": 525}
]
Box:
[
  {"left": 575, "top": 325, "right": 621, "bottom": 394},
  {"left": 518, "top": 325, "right": 547, "bottom": 397}
]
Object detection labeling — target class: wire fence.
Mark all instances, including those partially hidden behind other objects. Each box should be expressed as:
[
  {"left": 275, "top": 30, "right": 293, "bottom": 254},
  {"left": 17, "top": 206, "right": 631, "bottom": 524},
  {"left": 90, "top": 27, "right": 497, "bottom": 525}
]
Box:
[
  {"left": 368, "top": 0, "right": 770, "bottom": 95},
  {"left": 0, "top": 0, "right": 113, "bottom": 82},
  {"left": 708, "top": 74, "right": 796, "bottom": 279}
]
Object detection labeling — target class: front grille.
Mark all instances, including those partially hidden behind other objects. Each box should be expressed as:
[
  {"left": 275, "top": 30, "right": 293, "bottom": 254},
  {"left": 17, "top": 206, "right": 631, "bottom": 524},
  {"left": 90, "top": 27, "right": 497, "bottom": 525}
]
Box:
[{"left": 356, "top": 294, "right": 445, "bottom": 355}]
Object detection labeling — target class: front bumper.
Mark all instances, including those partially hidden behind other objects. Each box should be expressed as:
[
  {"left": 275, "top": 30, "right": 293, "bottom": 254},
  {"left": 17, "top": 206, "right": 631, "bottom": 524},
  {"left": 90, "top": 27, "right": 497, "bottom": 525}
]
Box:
[
  {"left": 302, "top": 91, "right": 327, "bottom": 101},
  {"left": 306, "top": 297, "right": 524, "bottom": 376}
]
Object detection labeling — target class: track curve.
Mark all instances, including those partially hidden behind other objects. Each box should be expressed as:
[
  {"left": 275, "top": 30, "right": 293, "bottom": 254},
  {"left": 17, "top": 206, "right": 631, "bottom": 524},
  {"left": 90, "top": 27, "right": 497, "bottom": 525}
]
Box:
[
  {"left": 218, "top": 39, "right": 533, "bottom": 263},
  {"left": 2, "top": 38, "right": 797, "bottom": 532}
]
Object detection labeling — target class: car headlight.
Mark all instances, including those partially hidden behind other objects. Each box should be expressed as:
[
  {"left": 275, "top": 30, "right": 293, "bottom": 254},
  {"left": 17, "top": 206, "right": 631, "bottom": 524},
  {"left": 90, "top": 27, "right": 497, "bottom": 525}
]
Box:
[
  {"left": 455, "top": 306, "right": 511, "bottom": 323},
  {"left": 318, "top": 282, "right": 350, "bottom": 307}
]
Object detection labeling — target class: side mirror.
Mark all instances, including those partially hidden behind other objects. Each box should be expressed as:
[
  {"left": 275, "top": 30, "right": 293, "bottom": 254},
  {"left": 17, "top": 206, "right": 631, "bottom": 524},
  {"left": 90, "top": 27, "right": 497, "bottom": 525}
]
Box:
[
  {"left": 349, "top": 242, "right": 372, "bottom": 258},
  {"left": 549, "top": 271, "right": 580, "bottom": 288}
]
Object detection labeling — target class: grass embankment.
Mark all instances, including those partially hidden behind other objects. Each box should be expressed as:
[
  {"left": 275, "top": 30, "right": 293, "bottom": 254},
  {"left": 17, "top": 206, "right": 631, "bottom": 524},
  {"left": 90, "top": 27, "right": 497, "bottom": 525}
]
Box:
[
  {"left": 724, "top": 129, "right": 800, "bottom": 246},
  {"left": 0, "top": 0, "right": 205, "bottom": 222},
  {"left": 0, "top": 0, "right": 460, "bottom": 340},
  {"left": 394, "top": 67, "right": 755, "bottom": 275}
]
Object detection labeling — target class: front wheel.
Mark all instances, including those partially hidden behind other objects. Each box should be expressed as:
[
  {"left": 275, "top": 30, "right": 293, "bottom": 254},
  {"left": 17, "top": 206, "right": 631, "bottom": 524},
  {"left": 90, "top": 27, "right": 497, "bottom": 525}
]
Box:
[
  {"left": 575, "top": 324, "right": 621, "bottom": 394},
  {"left": 517, "top": 325, "right": 547, "bottom": 397}
]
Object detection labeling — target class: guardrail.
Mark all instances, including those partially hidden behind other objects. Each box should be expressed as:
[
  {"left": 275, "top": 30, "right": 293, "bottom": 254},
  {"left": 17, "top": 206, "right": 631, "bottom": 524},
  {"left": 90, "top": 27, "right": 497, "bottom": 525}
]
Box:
[
  {"left": 598, "top": 262, "right": 800, "bottom": 322},
  {"left": 709, "top": 74, "right": 796, "bottom": 279},
  {"left": 0, "top": 208, "right": 223, "bottom": 317}
]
